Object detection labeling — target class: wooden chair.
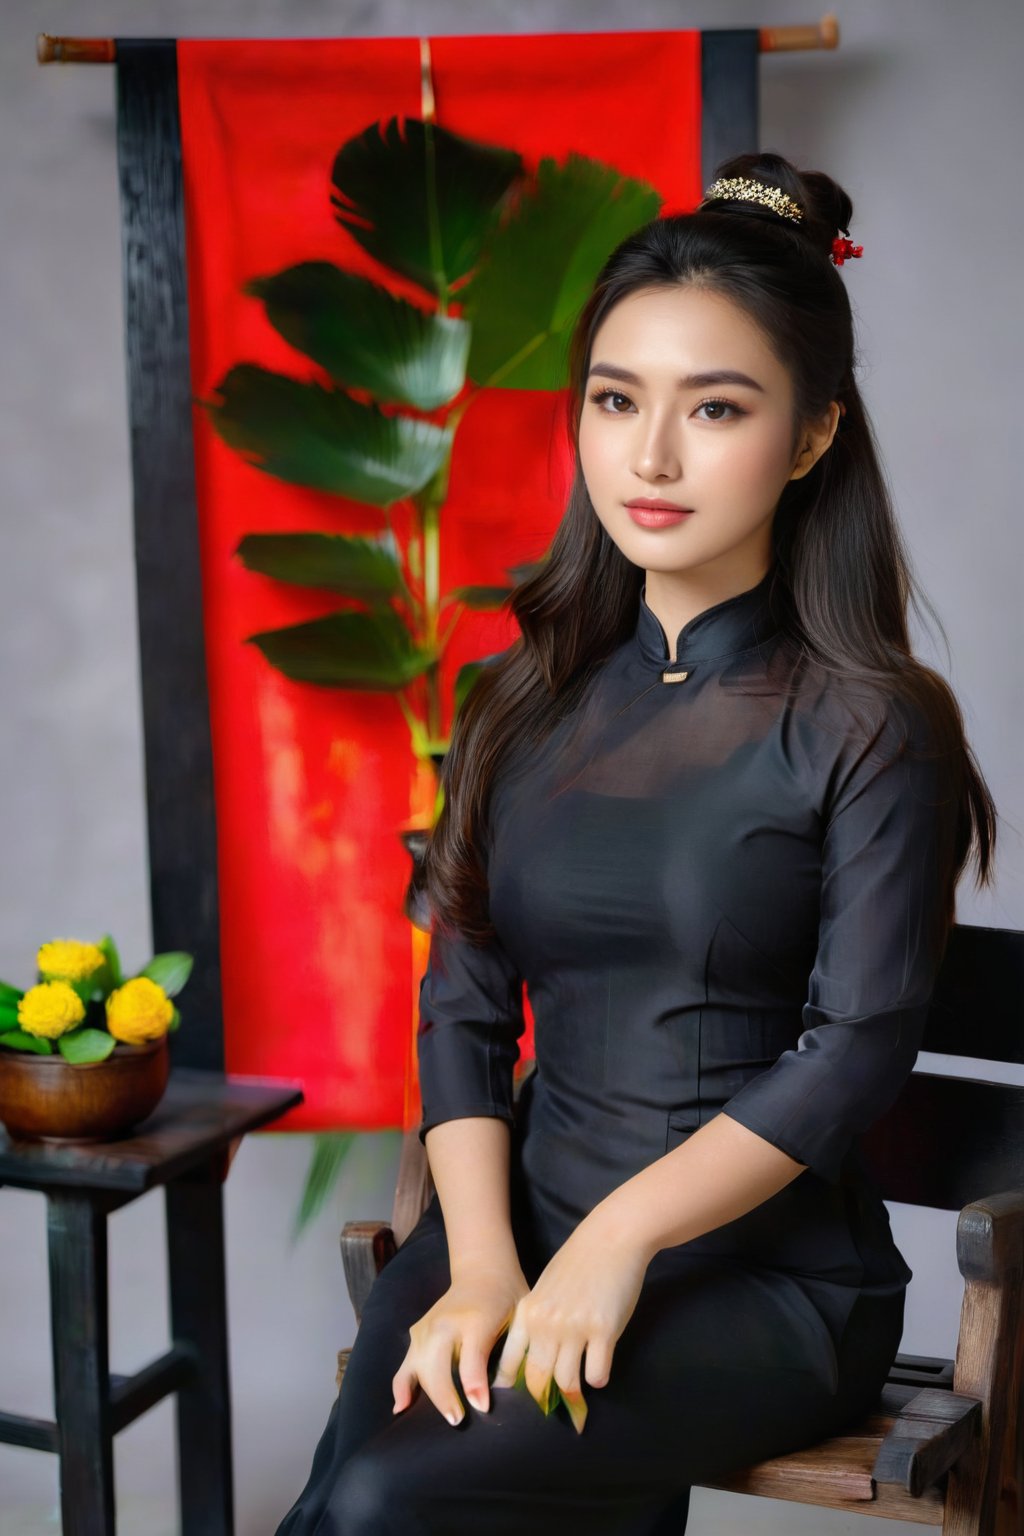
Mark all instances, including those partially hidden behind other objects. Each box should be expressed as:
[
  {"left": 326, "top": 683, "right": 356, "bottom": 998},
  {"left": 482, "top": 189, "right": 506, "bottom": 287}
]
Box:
[{"left": 336, "top": 922, "right": 1024, "bottom": 1534}]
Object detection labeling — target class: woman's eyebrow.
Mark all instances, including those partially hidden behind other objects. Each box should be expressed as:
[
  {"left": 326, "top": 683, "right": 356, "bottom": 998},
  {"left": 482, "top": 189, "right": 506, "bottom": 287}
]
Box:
[{"left": 587, "top": 362, "right": 766, "bottom": 393}]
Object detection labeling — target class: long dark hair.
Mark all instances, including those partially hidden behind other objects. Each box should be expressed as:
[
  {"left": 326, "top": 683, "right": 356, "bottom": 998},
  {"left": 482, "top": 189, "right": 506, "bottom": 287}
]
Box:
[{"left": 424, "top": 150, "right": 998, "bottom": 944}]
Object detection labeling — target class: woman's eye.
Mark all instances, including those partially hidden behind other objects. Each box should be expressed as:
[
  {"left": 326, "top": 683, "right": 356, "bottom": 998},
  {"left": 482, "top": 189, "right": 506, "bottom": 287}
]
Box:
[
  {"left": 588, "top": 388, "right": 633, "bottom": 413},
  {"left": 696, "top": 397, "right": 743, "bottom": 421}
]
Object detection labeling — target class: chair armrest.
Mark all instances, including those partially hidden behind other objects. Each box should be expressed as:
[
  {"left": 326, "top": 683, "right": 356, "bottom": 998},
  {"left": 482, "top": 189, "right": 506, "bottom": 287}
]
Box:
[
  {"left": 873, "top": 1387, "right": 983, "bottom": 1495},
  {"left": 341, "top": 1219, "right": 396, "bottom": 1324},
  {"left": 957, "top": 1187, "right": 1024, "bottom": 1284},
  {"left": 936, "top": 1184, "right": 1024, "bottom": 1530}
]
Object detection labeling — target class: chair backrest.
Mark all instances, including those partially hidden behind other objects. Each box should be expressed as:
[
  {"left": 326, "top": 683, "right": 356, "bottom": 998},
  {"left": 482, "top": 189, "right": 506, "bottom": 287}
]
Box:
[{"left": 860, "top": 923, "right": 1024, "bottom": 1211}]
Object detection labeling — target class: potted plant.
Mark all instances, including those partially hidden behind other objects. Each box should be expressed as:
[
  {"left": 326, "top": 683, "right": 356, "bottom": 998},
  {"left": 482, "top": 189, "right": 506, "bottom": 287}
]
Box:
[
  {"left": 203, "top": 118, "right": 661, "bottom": 912},
  {"left": 0, "top": 936, "right": 193, "bottom": 1143},
  {"left": 200, "top": 111, "right": 663, "bottom": 1232}
]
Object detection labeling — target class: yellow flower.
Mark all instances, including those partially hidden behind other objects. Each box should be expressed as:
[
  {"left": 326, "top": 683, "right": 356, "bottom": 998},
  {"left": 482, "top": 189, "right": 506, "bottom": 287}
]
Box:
[
  {"left": 18, "top": 981, "right": 86, "bottom": 1039},
  {"left": 37, "top": 939, "right": 107, "bottom": 985},
  {"left": 105, "top": 977, "right": 173, "bottom": 1044}
]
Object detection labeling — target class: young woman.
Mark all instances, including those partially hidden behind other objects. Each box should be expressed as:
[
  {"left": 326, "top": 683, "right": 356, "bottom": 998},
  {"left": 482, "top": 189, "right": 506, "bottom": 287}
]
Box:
[{"left": 276, "top": 150, "right": 997, "bottom": 1536}]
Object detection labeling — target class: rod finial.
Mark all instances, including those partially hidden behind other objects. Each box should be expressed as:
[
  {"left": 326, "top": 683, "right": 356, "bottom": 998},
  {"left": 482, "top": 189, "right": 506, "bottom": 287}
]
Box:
[
  {"left": 759, "top": 13, "right": 840, "bottom": 52},
  {"left": 36, "top": 34, "right": 117, "bottom": 64}
]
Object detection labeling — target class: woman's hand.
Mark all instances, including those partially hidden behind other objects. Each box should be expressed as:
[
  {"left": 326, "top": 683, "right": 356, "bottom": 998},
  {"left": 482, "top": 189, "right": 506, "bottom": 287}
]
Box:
[
  {"left": 392, "top": 1260, "right": 531, "bottom": 1426},
  {"left": 491, "top": 1213, "right": 649, "bottom": 1434}
]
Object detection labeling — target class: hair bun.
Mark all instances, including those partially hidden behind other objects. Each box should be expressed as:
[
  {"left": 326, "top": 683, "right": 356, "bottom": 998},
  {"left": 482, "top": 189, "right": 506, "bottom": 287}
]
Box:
[{"left": 701, "top": 151, "right": 854, "bottom": 265}]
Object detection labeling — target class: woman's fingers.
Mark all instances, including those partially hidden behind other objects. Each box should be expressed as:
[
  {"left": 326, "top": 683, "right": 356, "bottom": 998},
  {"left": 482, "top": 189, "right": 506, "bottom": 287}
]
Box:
[
  {"left": 553, "top": 1341, "right": 583, "bottom": 1402},
  {"left": 426, "top": 1332, "right": 469, "bottom": 1425},
  {"left": 491, "top": 1311, "right": 529, "bottom": 1389},
  {"left": 395, "top": 1330, "right": 466, "bottom": 1426},
  {"left": 494, "top": 1306, "right": 605, "bottom": 1427},
  {"left": 523, "top": 1338, "right": 560, "bottom": 1411},
  {"left": 457, "top": 1334, "right": 494, "bottom": 1413},
  {"left": 553, "top": 1342, "right": 590, "bottom": 1435},
  {"left": 583, "top": 1336, "right": 613, "bottom": 1389},
  {"left": 391, "top": 1349, "right": 419, "bottom": 1413}
]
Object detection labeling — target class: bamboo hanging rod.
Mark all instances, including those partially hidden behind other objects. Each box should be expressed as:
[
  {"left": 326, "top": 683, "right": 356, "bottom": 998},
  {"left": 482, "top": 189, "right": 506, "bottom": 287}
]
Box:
[
  {"left": 37, "top": 35, "right": 116, "bottom": 64},
  {"left": 37, "top": 16, "right": 839, "bottom": 64}
]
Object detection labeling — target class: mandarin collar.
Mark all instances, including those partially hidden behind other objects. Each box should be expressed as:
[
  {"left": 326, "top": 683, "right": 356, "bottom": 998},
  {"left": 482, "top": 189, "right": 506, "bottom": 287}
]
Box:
[{"left": 634, "top": 567, "right": 780, "bottom": 670}]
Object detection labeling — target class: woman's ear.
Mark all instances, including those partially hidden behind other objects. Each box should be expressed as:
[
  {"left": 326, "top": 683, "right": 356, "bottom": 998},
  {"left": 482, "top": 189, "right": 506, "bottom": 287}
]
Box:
[{"left": 789, "top": 401, "right": 842, "bottom": 482}]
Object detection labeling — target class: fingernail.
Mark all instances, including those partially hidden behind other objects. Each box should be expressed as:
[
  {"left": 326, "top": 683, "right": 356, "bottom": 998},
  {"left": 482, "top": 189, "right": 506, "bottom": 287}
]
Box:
[
  {"left": 468, "top": 1390, "right": 486, "bottom": 1411},
  {"left": 446, "top": 1409, "right": 462, "bottom": 1426}
]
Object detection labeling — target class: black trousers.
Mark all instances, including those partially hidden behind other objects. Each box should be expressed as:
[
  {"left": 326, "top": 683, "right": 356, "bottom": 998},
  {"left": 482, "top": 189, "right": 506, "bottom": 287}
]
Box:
[{"left": 274, "top": 1184, "right": 905, "bottom": 1536}]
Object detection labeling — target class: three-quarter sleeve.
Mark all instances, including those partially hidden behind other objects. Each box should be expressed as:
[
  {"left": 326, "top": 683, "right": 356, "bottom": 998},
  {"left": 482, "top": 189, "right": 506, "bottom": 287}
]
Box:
[
  {"left": 720, "top": 695, "right": 957, "bottom": 1184},
  {"left": 416, "top": 919, "right": 526, "bottom": 1145}
]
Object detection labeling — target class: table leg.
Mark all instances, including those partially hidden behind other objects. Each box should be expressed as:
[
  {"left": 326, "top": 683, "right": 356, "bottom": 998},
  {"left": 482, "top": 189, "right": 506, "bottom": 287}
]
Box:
[
  {"left": 47, "top": 1192, "right": 115, "bottom": 1536},
  {"left": 166, "top": 1161, "right": 234, "bottom": 1536}
]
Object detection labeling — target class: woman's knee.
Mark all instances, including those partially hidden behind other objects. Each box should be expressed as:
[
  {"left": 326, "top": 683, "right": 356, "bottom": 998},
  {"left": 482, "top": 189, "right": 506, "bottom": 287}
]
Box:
[{"left": 316, "top": 1446, "right": 417, "bottom": 1536}]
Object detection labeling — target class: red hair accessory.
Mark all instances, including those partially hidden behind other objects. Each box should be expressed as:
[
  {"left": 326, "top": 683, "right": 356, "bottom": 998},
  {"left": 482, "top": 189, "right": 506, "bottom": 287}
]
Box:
[{"left": 832, "top": 235, "right": 864, "bottom": 266}]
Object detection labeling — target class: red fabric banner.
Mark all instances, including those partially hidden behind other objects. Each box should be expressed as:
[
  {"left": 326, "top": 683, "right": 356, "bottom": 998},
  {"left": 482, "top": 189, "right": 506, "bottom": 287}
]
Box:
[{"left": 177, "top": 30, "right": 702, "bottom": 1132}]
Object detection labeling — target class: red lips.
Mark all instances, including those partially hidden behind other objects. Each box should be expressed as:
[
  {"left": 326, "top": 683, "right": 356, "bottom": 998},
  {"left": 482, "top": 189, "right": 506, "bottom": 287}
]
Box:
[
  {"left": 626, "top": 500, "right": 694, "bottom": 529},
  {"left": 625, "top": 499, "right": 693, "bottom": 512}
]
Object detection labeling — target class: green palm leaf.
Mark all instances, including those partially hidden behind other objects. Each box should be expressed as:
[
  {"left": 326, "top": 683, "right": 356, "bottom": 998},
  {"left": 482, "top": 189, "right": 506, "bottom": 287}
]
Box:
[
  {"left": 237, "top": 532, "right": 409, "bottom": 602},
  {"left": 462, "top": 153, "right": 663, "bottom": 390},
  {"left": 444, "top": 583, "right": 516, "bottom": 611},
  {"left": 247, "top": 607, "right": 436, "bottom": 689},
  {"left": 331, "top": 117, "right": 522, "bottom": 299},
  {"left": 293, "top": 1132, "right": 357, "bottom": 1237},
  {"left": 202, "top": 365, "right": 452, "bottom": 505},
  {"left": 245, "top": 263, "right": 470, "bottom": 411},
  {"left": 454, "top": 659, "right": 486, "bottom": 713}
]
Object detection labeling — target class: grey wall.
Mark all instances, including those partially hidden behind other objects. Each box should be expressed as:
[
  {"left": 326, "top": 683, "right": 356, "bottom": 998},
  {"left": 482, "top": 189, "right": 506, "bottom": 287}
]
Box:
[{"left": 2, "top": 1, "right": 1021, "bottom": 1531}]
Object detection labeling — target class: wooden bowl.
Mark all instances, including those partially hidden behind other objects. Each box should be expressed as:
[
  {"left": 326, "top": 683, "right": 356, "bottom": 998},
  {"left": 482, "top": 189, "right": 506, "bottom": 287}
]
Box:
[{"left": 0, "top": 1034, "right": 170, "bottom": 1143}]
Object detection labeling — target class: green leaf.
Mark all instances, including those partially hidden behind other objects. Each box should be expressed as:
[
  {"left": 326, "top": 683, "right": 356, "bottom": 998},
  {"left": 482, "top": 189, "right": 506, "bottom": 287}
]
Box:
[
  {"left": 0, "top": 1003, "right": 21, "bottom": 1031},
  {"left": 331, "top": 117, "right": 522, "bottom": 299},
  {"left": 453, "top": 660, "right": 486, "bottom": 715},
  {"left": 506, "top": 556, "right": 547, "bottom": 585},
  {"left": 0, "top": 1030, "right": 53, "bottom": 1055},
  {"left": 245, "top": 263, "right": 470, "bottom": 411},
  {"left": 58, "top": 1028, "right": 116, "bottom": 1065},
  {"left": 293, "top": 1133, "right": 357, "bottom": 1237},
  {"left": 463, "top": 153, "right": 663, "bottom": 390},
  {"left": 138, "top": 952, "right": 194, "bottom": 998},
  {"left": 508, "top": 1356, "right": 580, "bottom": 1425},
  {"left": 0, "top": 980, "right": 24, "bottom": 1008},
  {"left": 202, "top": 365, "right": 452, "bottom": 506},
  {"left": 236, "top": 532, "right": 407, "bottom": 603},
  {"left": 562, "top": 1385, "right": 589, "bottom": 1435},
  {"left": 443, "top": 583, "right": 516, "bottom": 612},
  {"left": 97, "top": 934, "right": 123, "bottom": 989},
  {"left": 511, "top": 1355, "right": 559, "bottom": 1415},
  {"left": 248, "top": 607, "right": 436, "bottom": 691},
  {"left": 168, "top": 1005, "right": 181, "bottom": 1033},
  {"left": 64, "top": 976, "right": 97, "bottom": 1006}
]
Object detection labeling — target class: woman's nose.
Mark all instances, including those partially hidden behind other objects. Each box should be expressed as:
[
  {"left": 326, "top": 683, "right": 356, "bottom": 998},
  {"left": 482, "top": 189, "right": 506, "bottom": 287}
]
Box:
[{"left": 631, "top": 416, "right": 681, "bottom": 481}]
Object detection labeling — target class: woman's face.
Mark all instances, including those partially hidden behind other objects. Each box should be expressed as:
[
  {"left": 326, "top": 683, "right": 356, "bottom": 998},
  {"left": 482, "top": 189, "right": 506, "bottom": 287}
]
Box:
[{"left": 578, "top": 283, "right": 837, "bottom": 589}]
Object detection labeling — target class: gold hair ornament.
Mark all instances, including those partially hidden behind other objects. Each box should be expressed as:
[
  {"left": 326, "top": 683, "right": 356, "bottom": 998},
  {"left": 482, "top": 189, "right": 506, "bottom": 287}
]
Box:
[
  {"left": 700, "top": 176, "right": 805, "bottom": 223},
  {"left": 699, "top": 176, "right": 865, "bottom": 266}
]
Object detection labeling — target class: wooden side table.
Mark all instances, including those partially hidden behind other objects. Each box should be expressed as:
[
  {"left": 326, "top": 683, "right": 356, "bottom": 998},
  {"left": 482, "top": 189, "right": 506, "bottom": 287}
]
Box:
[{"left": 0, "top": 1068, "right": 303, "bottom": 1536}]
